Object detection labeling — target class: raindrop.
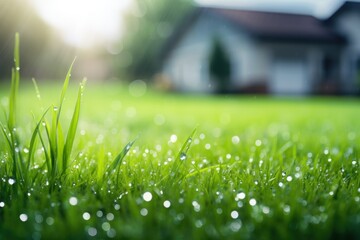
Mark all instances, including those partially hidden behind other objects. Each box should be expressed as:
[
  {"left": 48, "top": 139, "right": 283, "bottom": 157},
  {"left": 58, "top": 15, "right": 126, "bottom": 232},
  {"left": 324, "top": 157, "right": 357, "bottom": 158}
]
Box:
[
  {"left": 286, "top": 176, "right": 293, "bottom": 182},
  {"left": 0, "top": 202, "right": 4, "bottom": 208},
  {"left": 19, "top": 213, "right": 28, "bottom": 222},
  {"left": 53, "top": 107, "right": 58, "bottom": 112},
  {"left": 143, "top": 192, "right": 152, "bottom": 202}
]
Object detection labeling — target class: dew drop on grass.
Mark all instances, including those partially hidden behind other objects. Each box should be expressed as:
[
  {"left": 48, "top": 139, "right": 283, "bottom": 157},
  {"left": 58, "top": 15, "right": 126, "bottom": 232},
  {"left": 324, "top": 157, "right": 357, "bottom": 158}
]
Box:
[
  {"left": 180, "top": 153, "right": 187, "bottom": 161},
  {"left": 69, "top": 197, "right": 78, "bottom": 206},
  {"left": 286, "top": 176, "right": 293, "bottom": 182},
  {"left": 19, "top": 213, "right": 28, "bottom": 222},
  {"left": 106, "top": 213, "right": 114, "bottom": 221},
  {"left": 96, "top": 211, "right": 103, "bottom": 218},
  {"left": 231, "top": 210, "right": 239, "bottom": 219},
  {"left": 143, "top": 192, "right": 152, "bottom": 202},
  {"left": 8, "top": 178, "right": 15, "bottom": 185},
  {"left": 83, "top": 212, "right": 91, "bottom": 221},
  {"left": 232, "top": 136, "right": 240, "bottom": 144},
  {"left": 46, "top": 217, "right": 54, "bottom": 225},
  {"left": 88, "top": 227, "right": 97, "bottom": 237},
  {"left": 102, "top": 222, "right": 111, "bottom": 231},
  {"left": 0, "top": 202, "right": 4, "bottom": 208},
  {"left": 169, "top": 134, "right": 177, "bottom": 143},
  {"left": 107, "top": 229, "right": 116, "bottom": 238},
  {"left": 262, "top": 206, "right": 270, "bottom": 214},
  {"left": 249, "top": 198, "right": 257, "bottom": 206},
  {"left": 140, "top": 208, "right": 148, "bottom": 216},
  {"left": 230, "top": 221, "right": 242, "bottom": 232},
  {"left": 255, "top": 139, "right": 262, "bottom": 147},
  {"left": 163, "top": 200, "right": 171, "bottom": 208}
]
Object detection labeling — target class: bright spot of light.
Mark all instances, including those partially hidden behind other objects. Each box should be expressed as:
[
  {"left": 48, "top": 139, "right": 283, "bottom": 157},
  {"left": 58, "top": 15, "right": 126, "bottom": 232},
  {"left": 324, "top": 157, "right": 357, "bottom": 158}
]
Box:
[{"left": 30, "top": 0, "right": 132, "bottom": 48}]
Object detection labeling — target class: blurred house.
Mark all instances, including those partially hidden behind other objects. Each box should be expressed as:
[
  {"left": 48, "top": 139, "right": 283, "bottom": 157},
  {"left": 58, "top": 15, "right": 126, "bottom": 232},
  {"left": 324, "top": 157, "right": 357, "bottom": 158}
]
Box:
[{"left": 161, "top": 1, "right": 360, "bottom": 95}]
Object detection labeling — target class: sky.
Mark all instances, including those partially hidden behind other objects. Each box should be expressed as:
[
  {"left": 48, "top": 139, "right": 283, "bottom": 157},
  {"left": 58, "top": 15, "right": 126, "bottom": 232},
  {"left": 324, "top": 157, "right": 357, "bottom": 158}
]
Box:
[{"left": 29, "top": 0, "right": 353, "bottom": 49}]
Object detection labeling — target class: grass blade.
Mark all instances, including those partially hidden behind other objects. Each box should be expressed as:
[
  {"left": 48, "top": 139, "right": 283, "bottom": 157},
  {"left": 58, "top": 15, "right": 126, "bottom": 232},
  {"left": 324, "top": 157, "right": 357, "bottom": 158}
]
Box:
[
  {"left": 108, "top": 139, "right": 136, "bottom": 173},
  {"left": 62, "top": 80, "right": 85, "bottom": 173}
]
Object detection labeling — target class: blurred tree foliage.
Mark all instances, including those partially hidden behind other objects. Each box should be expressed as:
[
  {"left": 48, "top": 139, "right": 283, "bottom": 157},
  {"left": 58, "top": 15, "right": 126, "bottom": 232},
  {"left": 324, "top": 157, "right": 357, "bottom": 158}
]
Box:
[
  {"left": 209, "top": 37, "right": 231, "bottom": 92},
  {"left": 0, "top": 0, "right": 75, "bottom": 81},
  {"left": 117, "top": 0, "right": 194, "bottom": 80}
]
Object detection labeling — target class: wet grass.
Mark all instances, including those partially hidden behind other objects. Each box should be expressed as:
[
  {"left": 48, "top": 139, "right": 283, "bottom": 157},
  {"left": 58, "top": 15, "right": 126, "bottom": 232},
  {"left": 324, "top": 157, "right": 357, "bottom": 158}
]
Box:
[
  {"left": 1, "top": 80, "right": 359, "bottom": 240},
  {"left": 0, "top": 39, "right": 360, "bottom": 239}
]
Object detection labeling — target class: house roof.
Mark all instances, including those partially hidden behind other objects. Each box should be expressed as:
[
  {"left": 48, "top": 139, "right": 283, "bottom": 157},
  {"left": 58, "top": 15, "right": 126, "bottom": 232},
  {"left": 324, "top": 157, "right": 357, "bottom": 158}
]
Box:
[
  {"left": 161, "top": 5, "right": 347, "bottom": 62},
  {"left": 205, "top": 7, "right": 345, "bottom": 43},
  {"left": 326, "top": 1, "right": 360, "bottom": 23}
]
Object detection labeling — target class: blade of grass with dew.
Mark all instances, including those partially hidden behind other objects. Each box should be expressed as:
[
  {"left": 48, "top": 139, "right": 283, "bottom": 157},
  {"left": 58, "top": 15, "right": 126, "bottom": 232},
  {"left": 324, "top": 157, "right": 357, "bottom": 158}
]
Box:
[
  {"left": 8, "top": 33, "right": 20, "bottom": 131},
  {"left": 107, "top": 138, "right": 137, "bottom": 174},
  {"left": 27, "top": 109, "right": 50, "bottom": 171},
  {"left": 62, "top": 79, "right": 86, "bottom": 173}
]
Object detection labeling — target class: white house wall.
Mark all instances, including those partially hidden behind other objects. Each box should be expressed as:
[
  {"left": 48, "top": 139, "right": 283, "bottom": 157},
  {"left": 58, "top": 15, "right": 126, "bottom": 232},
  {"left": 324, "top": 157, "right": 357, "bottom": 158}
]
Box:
[
  {"left": 163, "top": 12, "right": 263, "bottom": 92},
  {"left": 331, "top": 9, "right": 360, "bottom": 92}
]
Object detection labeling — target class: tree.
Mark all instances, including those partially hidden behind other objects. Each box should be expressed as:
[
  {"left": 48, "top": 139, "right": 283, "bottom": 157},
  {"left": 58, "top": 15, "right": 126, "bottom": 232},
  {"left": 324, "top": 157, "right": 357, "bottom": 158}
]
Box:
[
  {"left": 209, "top": 37, "right": 231, "bottom": 92},
  {"left": 117, "top": 0, "right": 194, "bottom": 80}
]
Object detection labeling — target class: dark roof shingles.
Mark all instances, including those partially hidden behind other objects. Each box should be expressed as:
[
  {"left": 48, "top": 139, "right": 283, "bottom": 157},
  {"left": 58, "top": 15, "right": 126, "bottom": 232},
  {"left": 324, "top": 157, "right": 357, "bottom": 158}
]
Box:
[{"left": 206, "top": 7, "right": 345, "bottom": 43}]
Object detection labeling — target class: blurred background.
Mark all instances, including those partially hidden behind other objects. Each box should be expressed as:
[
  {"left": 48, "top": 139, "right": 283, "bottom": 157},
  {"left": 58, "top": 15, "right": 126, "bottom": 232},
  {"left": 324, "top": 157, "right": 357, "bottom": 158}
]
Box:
[{"left": 0, "top": 0, "right": 359, "bottom": 95}]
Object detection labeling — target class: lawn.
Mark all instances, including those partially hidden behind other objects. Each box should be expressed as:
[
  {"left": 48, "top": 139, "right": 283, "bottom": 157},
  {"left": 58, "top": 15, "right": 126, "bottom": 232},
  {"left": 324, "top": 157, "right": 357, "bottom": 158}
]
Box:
[{"left": 0, "top": 77, "right": 359, "bottom": 240}]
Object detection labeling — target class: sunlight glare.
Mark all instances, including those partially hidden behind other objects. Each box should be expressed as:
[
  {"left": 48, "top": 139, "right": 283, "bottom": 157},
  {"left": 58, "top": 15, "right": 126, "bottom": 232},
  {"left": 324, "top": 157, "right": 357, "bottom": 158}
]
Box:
[{"left": 31, "top": 0, "right": 131, "bottom": 48}]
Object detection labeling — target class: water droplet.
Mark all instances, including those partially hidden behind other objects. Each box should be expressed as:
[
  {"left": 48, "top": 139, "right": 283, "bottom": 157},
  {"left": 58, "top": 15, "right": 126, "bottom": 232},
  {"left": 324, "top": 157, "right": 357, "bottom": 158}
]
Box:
[
  {"left": 255, "top": 139, "right": 262, "bottom": 147},
  {"left": 230, "top": 221, "right": 242, "bottom": 232},
  {"left": 19, "top": 213, "right": 28, "bottom": 222},
  {"left": 286, "top": 176, "right": 293, "bottom": 182},
  {"left": 53, "top": 107, "right": 58, "bottom": 112},
  {"left": 69, "top": 196, "right": 78, "bottom": 206},
  {"left": 8, "top": 178, "right": 15, "bottom": 185},
  {"left": 283, "top": 205, "right": 291, "bottom": 213},
  {"left": 96, "top": 210, "right": 103, "bottom": 218},
  {"left": 16, "top": 67, "right": 20, "bottom": 71},
  {"left": 180, "top": 153, "right": 187, "bottom": 161},
  {"left": 169, "top": 134, "right": 177, "bottom": 143},
  {"left": 106, "top": 213, "right": 114, "bottom": 221},
  {"left": 249, "top": 198, "right": 257, "bottom": 206},
  {"left": 88, "top": 227, "right": 97, "bottom": 237},
  {"left": 262, "top": 206, "right": 270, "bottom": 214},
  {"left": 192, "top": 201, "right": 201, "bottom": 212},
  {"left": 140, "top": 208, "right": 148, "bottom": 216},
  {"left": 46, "top": 217, "right": 54, "bottom": 225},
  {"left": 107, "top": 228, "right": 116, "bottom": 238},
  {"left": 143, "top": 192, "right": 152, "bottom": 202},
  {"left": 236, "top": 192, "right": 246, "bottom": 200},
  {"left": 0, "top": 202, "right": 5, "bottom": 207},
  {"left": 82, "top": 212, "right": 91, "bottom": 220},
  {"left": 230, "top": 210, "right": 239, "bottom": 219},
  {"left": 232, "top": 136, "right": 240, "bottom": 144},
  {"left": 163, "top": 200, "right": 171, "bottom": 208},
  {"left": 102, "top": 222, "right": 111, "bottom": 231}
]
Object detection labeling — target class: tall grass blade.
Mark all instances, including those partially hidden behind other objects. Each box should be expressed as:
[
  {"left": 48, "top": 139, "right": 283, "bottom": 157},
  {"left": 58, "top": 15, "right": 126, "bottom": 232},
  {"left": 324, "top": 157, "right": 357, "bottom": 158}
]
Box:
[
  {"left": 108, "top": 139, "right": 136, "bottom": 173},
  {"left": 62, "top": 80, "right": 85, "bottom": 173}
]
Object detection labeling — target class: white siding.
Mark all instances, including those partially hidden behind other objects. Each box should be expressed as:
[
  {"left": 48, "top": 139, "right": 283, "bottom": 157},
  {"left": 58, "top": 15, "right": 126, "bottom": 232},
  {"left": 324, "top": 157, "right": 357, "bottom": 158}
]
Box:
[{"left": 162, "top": 12, "right": 261, "bottom": 92}]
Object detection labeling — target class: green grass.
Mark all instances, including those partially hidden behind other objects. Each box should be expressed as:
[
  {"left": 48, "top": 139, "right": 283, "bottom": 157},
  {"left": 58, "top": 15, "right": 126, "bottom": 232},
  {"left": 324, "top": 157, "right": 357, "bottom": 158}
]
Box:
[{"left": 0, "top": 39, "right": 360, "bottom": 240}]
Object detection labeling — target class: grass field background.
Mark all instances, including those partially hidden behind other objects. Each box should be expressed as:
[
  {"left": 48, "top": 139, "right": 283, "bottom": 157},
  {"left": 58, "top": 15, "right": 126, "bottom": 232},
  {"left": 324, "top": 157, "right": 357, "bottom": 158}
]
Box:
[{"left": 0, "top": 81, "right": 360, "bottom": 239}]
